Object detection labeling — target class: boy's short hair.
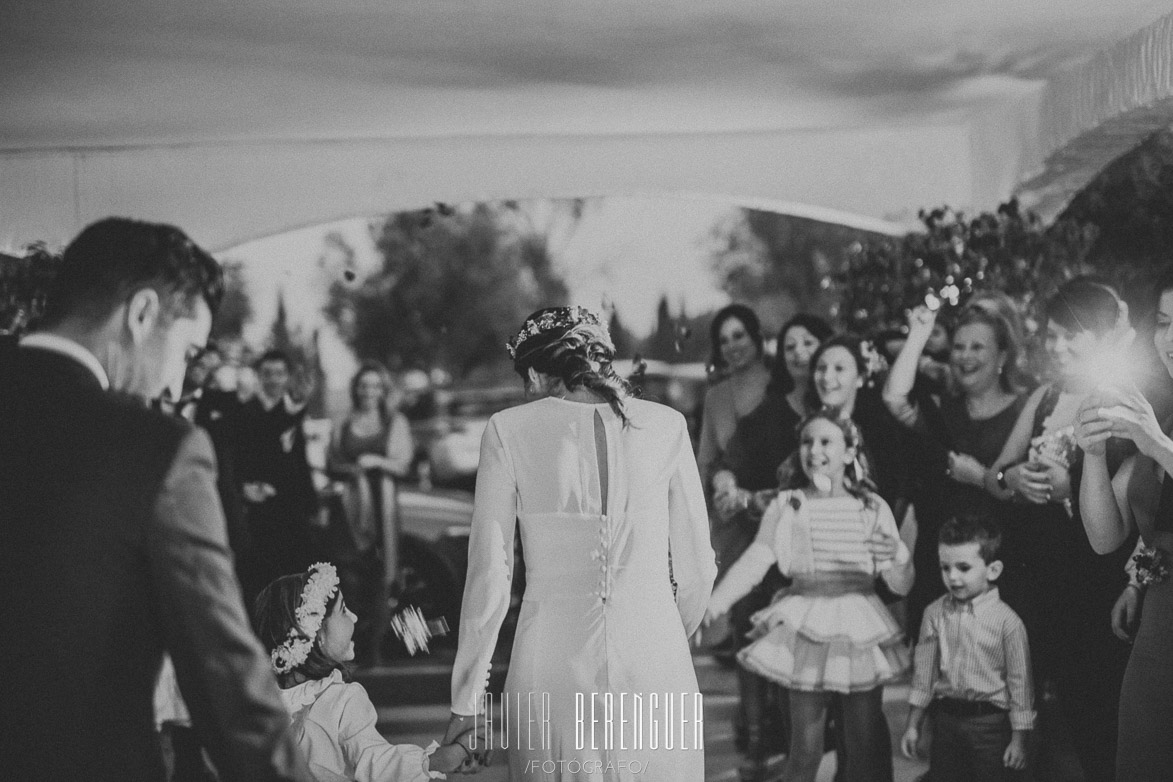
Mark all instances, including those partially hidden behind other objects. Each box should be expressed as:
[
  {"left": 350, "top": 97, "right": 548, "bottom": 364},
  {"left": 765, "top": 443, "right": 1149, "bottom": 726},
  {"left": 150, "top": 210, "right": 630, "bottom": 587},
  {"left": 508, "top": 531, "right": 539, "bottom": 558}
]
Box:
[{"left": 939, "top": 513, "right": 1002, "bottom": 563}]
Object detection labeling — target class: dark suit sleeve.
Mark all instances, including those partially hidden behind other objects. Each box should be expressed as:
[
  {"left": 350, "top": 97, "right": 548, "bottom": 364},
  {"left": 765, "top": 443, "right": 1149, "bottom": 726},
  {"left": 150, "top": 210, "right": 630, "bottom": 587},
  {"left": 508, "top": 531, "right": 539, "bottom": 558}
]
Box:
[{"left": 147, "top": 428, "right": 310, "bottom": 782}]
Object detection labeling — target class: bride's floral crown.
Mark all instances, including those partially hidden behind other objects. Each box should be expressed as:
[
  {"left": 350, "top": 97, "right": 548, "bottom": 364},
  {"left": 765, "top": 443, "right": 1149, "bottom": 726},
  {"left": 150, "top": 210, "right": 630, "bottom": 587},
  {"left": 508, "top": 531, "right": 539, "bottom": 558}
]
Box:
[
  {"left": 506, "top": 306, "right": 605, "bottom": 360},
  {"left": 270, "top": 562, "right": 340, "bottom": 675}
]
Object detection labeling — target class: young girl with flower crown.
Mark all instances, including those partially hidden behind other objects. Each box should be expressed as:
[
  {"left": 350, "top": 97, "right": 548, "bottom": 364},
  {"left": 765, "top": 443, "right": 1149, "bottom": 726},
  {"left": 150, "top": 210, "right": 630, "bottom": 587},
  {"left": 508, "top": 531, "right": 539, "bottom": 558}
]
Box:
[
  {"left": 705, "top": 411, "right": 914, "bottom": 782},
  {"left": 255, "top": 563, "right": 472, "bottom": 781}
]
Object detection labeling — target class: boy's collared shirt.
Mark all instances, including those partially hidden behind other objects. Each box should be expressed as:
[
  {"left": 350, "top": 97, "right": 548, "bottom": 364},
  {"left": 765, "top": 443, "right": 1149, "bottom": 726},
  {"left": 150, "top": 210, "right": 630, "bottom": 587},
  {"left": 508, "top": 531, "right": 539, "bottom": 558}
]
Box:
[{"left": 910, "top": 586, "right": 1036, "bottom": 730}]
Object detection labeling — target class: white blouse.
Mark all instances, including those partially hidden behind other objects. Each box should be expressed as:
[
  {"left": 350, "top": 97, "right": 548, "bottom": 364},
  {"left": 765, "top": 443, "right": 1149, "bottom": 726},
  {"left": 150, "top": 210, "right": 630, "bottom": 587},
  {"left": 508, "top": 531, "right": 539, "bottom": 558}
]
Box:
[{"left": 281, "top": 671, "right": 443, "bottom": 782}]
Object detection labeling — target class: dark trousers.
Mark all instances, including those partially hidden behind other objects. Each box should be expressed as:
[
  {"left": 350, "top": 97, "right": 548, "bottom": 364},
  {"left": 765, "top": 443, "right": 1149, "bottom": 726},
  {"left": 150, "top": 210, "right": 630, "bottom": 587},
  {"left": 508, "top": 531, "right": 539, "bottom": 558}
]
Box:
[
  {"left": 929, "top": 710, "right": 1019, "bottom": 782},
  {"left": 1003, "top": 570, "right": 1127, "bottom": 782},
  {"left": 731, "top": 582, "right": 789, "bottom": 760}
]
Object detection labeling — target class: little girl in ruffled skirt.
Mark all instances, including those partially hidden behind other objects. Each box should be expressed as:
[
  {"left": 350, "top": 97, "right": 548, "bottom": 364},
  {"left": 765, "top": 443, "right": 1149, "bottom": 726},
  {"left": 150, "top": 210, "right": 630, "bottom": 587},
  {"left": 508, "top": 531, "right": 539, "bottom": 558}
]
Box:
[{"left": 705, "top": 411, "right": 913, "bottom": 782}]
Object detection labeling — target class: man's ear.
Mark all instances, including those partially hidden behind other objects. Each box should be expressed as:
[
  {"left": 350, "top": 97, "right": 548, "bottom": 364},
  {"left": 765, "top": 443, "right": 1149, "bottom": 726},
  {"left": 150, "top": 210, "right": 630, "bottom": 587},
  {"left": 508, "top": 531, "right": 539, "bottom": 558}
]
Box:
[
  {"left": 125, "top": 288, "right": 161, "bottom": 345},
  {"left": 987, "top": 559, "right": 1004, "bottom": 581}
]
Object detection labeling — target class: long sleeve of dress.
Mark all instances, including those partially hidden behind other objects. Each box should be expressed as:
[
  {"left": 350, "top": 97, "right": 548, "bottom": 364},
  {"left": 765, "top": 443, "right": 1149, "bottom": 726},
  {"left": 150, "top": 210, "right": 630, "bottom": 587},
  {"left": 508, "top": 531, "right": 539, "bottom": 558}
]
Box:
[
  {"left": 668, "top": 413, "right": 719, "bottom": 636},
  {"left": 334, "top": 685, "right": 442, "bottom": 782},
  {"left": 451, "top": 417, "right": 518, "bottom": 716}
]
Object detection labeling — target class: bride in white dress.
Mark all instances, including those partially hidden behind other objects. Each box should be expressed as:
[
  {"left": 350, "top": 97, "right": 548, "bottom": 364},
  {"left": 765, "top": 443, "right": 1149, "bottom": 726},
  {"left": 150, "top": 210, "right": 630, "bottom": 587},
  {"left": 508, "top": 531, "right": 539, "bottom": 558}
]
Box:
[{"left": 443, "top": 306, "right": 717, "bottom": 781}]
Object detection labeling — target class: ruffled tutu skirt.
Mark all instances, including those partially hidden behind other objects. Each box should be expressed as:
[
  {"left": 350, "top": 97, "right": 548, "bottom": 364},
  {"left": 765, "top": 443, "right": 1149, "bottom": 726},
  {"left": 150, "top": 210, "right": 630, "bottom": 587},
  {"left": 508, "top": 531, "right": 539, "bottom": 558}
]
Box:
[{"left": 737, "top": 587, "right": 909, "bottom": 693}]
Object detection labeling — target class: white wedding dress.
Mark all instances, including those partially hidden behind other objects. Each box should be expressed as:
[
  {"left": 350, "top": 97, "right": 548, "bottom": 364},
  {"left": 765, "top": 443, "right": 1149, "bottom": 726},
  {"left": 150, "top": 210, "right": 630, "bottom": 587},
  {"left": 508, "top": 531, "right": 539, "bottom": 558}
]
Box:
[{"left": 451, "top": 396, "right": 717, "bottom": 781}]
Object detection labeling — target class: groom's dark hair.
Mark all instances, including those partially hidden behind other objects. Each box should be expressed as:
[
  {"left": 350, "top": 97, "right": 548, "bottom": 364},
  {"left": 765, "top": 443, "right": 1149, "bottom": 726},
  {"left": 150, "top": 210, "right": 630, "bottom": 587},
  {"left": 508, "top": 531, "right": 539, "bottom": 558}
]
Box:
[{"left": 42, "top": 217, "right": 223, "bottom": 328}]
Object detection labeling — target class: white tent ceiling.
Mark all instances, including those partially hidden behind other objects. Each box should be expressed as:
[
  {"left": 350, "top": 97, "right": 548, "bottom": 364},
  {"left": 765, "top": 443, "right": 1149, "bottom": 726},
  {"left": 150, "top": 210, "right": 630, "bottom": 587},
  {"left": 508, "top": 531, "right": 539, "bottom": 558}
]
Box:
[{"left": 3, "top": 1, "right": 1173, "bottom": 249}]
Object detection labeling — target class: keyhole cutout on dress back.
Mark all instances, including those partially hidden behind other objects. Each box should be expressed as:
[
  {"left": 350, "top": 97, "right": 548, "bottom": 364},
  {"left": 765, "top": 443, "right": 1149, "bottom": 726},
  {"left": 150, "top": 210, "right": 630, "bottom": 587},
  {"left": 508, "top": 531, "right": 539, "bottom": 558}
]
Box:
[{"left": 593, "top": 409, "right": 609, "bottom": 515}]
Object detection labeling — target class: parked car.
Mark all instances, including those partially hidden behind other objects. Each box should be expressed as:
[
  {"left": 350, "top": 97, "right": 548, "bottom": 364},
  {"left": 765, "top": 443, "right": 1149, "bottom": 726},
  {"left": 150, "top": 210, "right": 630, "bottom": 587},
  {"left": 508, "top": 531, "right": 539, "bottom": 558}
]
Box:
[
  {"left": 405, "top": 385, "right": 531, "bottom": 490},
  {"left": 612, "top": 359, "right": 709, "bottom": 444},
  {"left": 306, "top": 417, "right": 523, "bottom": 657}
]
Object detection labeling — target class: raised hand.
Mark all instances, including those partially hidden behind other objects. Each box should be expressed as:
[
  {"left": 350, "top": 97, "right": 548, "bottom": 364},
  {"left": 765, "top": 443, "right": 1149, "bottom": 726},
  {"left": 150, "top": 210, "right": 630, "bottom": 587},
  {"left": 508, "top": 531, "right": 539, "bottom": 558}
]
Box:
[
  {"left": 1095, "top": 385, "right": 1165, "bottom": 457},
  {"left": 947, "top": 451, "right": 986, "bottom": 487},
  {"left": 1075, "top": 394, "right": 1115, "bottom": 456},
  {"left": 906, "top": 304, "right": 938, "bottom": 340},
  {"left": 865, "top": 530, "right": 899, "bottom": 566},
  {"left": 1111, "top": 585, "right": 1142, "bottom": 643},
  {"left": 1004, "top": 462, "right": 1051, "bottom": 504},
  {"left": 1034, "top": 457, "right": 1072, "bottom": 503}
]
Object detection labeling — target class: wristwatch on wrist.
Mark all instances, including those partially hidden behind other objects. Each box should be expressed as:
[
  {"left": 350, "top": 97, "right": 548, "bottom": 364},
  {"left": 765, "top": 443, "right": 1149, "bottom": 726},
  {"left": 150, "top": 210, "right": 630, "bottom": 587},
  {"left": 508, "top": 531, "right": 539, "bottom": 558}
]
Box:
[{"left": 995, "top": 469, "right": 1009, "bottom": 491}]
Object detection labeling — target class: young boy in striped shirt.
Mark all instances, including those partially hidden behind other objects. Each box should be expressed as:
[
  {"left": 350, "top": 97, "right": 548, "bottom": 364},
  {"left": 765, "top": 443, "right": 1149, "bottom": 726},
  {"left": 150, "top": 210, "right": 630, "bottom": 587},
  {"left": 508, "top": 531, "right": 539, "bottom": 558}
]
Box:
[{"left": 901, "top": 514, "right": 1035, "bottom": 780}]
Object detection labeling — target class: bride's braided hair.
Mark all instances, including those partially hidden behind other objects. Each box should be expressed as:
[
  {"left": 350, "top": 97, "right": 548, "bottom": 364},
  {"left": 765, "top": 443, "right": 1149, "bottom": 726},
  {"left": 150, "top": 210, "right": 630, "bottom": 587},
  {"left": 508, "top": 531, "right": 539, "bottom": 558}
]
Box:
[{"left": 511, "top": 307, "right": 633, "bottom": 425}]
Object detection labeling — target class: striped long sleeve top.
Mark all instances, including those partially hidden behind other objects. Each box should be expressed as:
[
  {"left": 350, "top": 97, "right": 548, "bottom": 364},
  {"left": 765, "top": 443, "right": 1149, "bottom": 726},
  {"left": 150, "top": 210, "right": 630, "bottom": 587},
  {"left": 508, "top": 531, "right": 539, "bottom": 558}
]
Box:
[{"left": 909, "top": 587, "right": 1036, "bottom": 730}]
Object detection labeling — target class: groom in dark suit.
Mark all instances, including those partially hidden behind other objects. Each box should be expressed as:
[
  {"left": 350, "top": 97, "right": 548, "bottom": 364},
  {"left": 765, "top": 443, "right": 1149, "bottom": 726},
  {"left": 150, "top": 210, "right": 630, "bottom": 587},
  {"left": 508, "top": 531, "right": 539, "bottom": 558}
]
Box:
[{"left": 0, "top": 218, "right": 309, "bottom": 781}]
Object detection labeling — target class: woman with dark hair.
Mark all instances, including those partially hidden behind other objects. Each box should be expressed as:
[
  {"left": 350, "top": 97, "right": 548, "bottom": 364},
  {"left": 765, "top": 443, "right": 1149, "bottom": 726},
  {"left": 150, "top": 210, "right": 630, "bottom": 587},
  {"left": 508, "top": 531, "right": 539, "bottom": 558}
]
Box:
[
  {"left": 883, "top": 292, "right": 1028, "bottom": 633},
  {"left": 984, "top": 277, "right": 1136, "bottom": 782},
  {"left": 1075, "top": 265, "right": 1173, "bottom": 781},
  {"left": 713, "top": 314, "right": 836, "bottom": 523},
  {"left": 444, "top": 306, "right": 717, "bottom": 781},
  {"left": 707, "top": 314, "right": 833, "bottom": 780},
  {"left": 326, "top": 361, "right": 414, "bottom": 664},
  {"left": 802, "top": 334, "right": 910, "bottom": 513},
  {"left": 698, "top": 304, "right": 772, "bottom": 490}
]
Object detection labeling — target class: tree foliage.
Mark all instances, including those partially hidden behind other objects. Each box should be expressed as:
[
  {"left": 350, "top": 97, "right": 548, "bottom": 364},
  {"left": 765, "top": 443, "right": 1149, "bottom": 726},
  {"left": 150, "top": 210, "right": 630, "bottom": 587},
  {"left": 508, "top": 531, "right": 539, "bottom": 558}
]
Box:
[
  {"left": 325, "top": 204, "right": 569, "bottom": 377},
  {"left": 836, "top": 200, "right": 1097, "bottom": 335},
  {"left": 0, "top": 242, "right": 61, "bottom": 335},
  {"left": 711, "top": 209, "right": 886, "bottom": 332},
  {"left": 1060, "top": 127, "right": 1173, "bottom": 317},
  {"left": 209, "top": 260, "right": 253, "bottom": 342}
]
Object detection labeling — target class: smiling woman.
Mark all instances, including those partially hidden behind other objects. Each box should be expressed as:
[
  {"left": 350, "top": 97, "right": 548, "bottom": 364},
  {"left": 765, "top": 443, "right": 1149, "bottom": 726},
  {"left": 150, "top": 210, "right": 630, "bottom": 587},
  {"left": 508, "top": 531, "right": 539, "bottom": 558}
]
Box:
[
  {"left": 982, "top": 277, "right": 1137, "bottom": 782},
  {"left": 1074, "top": 267, "right": 1173, "bottom": 781},
  {"left": 697, "top": 304, "right": 771, "bottom": 492},
  {"left": 882, "top": 293, "right": 1028, "bottom": 633}
]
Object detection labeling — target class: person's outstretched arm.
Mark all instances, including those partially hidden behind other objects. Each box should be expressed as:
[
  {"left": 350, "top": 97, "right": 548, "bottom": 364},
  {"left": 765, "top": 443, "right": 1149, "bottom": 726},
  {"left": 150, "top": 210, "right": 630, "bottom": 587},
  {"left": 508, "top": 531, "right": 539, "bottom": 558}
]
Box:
[
  {"left": 706, "top": 499, "right": 783, "bottom": 622},
  {"left": 883, "top": 304, "right": 937, "bottom": 428},
  {"left": 149, "top": 428, "right": 310, "bottom": 782}
]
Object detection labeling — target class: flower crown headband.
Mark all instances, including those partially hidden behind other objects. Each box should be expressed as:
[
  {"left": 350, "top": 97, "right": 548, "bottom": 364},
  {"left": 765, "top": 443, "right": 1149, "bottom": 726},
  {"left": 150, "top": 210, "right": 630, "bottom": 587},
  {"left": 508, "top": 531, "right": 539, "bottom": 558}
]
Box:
[
  {"left": 506, "top": 306, "right": 605, "bottom": 360},
  {"left": 271, "top": 562, "right": 340, "bottom": 675}
]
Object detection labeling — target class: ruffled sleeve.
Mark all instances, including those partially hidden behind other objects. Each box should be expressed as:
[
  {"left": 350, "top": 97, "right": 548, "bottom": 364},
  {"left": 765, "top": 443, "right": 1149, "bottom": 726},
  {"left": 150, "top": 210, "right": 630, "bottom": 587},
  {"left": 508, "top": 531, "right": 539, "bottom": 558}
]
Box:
[{"left": 335, "top": 684, "right": 443, "bottom": 781}]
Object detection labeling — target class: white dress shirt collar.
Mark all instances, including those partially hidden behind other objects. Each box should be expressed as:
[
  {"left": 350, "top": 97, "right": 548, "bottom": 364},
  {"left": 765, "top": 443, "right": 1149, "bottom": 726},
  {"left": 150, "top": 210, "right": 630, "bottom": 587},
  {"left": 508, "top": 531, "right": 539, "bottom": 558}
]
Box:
[{"left": 19, "top": 332, "right": 110, "bottom": 390}]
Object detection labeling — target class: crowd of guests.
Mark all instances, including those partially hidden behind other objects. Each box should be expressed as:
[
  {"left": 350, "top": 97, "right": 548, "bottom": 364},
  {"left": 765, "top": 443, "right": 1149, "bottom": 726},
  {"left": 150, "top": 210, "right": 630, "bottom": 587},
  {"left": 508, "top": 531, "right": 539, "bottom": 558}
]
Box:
[
  {"left": 5, "top": 214, "right": 1172, "bottom": 782},
  {"left": 1, "top": 218, "right": 478, "bottom": 782},
  {"left": 696, "top": 274, "right": 1173, "bottom": 782},
  {"left": 169, "top": 347, "right": 418, "bottom": 665}
]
